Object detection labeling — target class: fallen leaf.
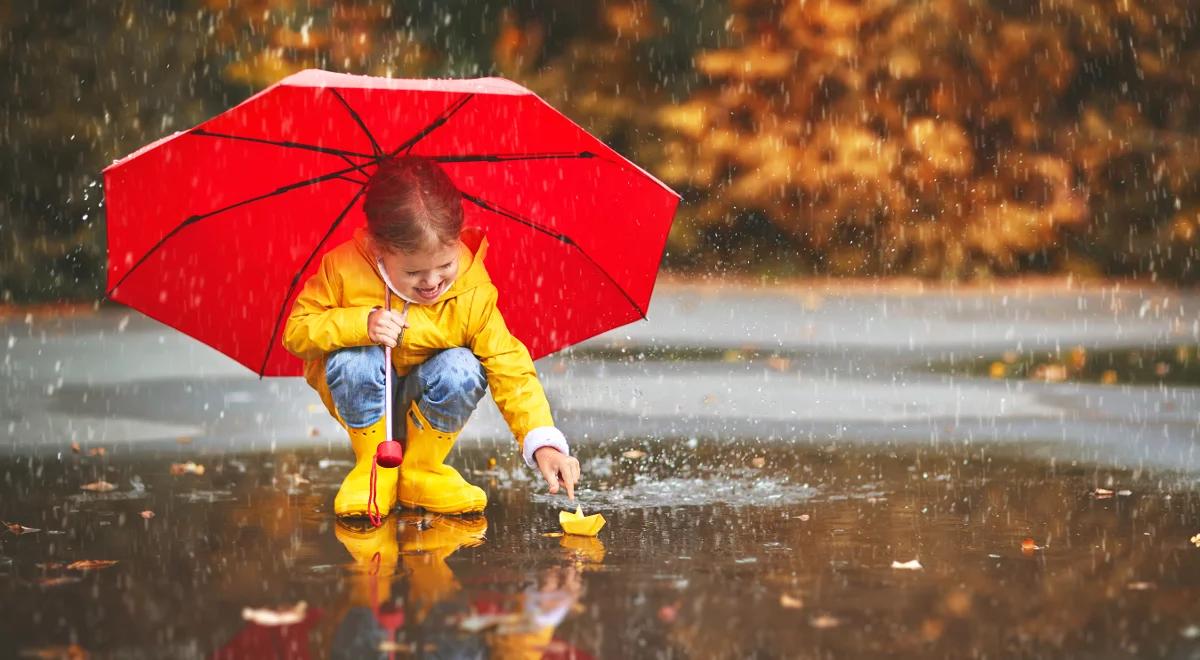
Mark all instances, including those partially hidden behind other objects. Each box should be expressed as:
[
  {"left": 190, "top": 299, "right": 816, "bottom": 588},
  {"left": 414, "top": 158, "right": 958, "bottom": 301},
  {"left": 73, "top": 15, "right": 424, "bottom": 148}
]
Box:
[
  {"left": 242, "top": 601, "right": 308, "bottom": 627},
  {"left": 36, "top": 576, "right": 83, "bottom": 588},
  {"left": 657, "top": 603, "right": 679, "bottom": 623},
  {"left": 766, "top": 356, "right": 791, "bottom": 372},
  {"left": 17, "top": 644, "right": 88, "bottom": 659},
  {"left": 80, "top": 481, "right": 116, "bottom": 493},
  {"left": 780, "top": 594, "right": 804, "bottom": 609},
  {"left": 67, "top": 560, "right": 119, "bottom": 571},
  {"left": 1093, "top": 488, "right": 1114, "bottom": 498},
  {"left": 750, "top": 457, "right": 766, "bottom": 469},
  {"left": 559, "top": 506, "right": 606, "bottom": 537},
  {"left": 798, "top": 514, "right": 811, "bottom": 522},
  {"left": 169, "top": 462, "right": 205, "bottom": 476},
  {"left": 139, "top": 511, "right": 155, "bottom": 520},
  {"left": 175, "top": 436, "right": 193, "bottom": 445},
  {"left": 1033, "top": 363, "right": 1068, "bottom": 383},
  {"left": 1126, "top": 581, "right": 1155, "bottom": 591},
  {"left": 541, "top": 532, "right": 564, "bottom": 538},
  {"left": 286, "top": 473, "right": 310, "bottom": 487},
  {"left": 70, "top": 442, "right": 81, "bottom": 454},
  {"left": 1021, "top": 538, "right": 1041, "bottom": 554},
  {"left": 891, "top": 559, "right": 923, "bottom": 570},
  {"left": 621, "top": 449, "right": 646, "bottom": 460},
  {"left": 1190, "top": 533, "right": 1200, "bottom": 548},
  {"left": 810, "top": 614, "right": 841, "bottom": 629},
  {"left": 4, "top": 521, "right": 41, "bottom": 535},
  {"left": 87, "top": 447, "right": 106, "bottom": 457}
]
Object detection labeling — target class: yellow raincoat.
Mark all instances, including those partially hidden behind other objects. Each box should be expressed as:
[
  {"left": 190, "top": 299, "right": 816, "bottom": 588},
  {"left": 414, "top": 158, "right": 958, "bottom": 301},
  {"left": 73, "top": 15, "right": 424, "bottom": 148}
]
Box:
[{"left": 282, "top": 227, "right": 554, "bottom": 452}]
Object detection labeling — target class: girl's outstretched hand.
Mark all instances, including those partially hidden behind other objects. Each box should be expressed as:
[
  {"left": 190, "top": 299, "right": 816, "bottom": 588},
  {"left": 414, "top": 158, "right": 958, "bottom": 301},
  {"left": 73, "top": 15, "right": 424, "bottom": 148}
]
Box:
[{"left": 534, "top": 446, "right": 580, "bottom": 500}]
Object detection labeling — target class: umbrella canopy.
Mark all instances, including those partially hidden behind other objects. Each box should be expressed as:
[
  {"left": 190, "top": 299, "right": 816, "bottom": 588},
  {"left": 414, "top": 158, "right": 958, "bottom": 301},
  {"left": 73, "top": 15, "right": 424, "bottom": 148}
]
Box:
[{"left": 103, "top": 69, "right": 679, "bottom": 376}]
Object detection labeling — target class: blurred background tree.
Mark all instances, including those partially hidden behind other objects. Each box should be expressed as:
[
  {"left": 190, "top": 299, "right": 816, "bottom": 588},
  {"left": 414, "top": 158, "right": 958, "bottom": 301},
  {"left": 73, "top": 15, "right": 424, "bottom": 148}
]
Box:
[{"left": 1, "top": 0, "right": 1196, "bottom": 302}]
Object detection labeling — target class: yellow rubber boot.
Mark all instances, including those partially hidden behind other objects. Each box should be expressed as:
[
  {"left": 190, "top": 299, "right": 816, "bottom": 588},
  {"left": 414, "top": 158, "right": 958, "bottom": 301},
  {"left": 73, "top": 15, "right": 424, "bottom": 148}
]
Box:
[
  {"left": 398, "top": 402, "right": 487, "bottom": 514},
  {"left": 397, "top": 512, "right": 487, "bottom": 622},
  {"left": 333, "top": 415, "right": 399, "bottom": 519}
]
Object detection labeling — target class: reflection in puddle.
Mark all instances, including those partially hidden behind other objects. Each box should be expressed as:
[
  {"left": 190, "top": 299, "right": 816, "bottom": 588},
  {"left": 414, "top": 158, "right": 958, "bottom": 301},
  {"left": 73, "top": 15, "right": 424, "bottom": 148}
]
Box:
[
  {"left": 325, "top": 513, "right": 578, "bottom": 659},
  {"left": 1, "top": 438, "right": 1198, "bottom": 657}
]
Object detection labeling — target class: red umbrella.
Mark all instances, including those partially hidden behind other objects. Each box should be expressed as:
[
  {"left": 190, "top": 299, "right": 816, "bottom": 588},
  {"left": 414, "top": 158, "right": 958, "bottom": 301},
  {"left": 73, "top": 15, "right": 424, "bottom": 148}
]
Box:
[{"left": 102, "top": 69, "right": 680, "bottom": 377}]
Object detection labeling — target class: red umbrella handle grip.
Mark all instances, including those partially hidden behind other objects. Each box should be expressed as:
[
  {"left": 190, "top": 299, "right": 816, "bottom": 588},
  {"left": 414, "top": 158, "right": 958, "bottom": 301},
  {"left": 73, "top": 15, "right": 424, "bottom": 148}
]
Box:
[{"left": 375, "top": 440, "right": 404, "bottom": 468}]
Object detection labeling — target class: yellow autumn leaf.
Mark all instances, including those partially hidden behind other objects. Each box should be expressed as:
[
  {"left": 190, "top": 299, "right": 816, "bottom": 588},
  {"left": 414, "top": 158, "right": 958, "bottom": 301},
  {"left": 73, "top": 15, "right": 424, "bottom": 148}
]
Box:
[
  {"left": 559, "top": 506, "right": 606, "bottom": 537},
  {"left": 67, "top": 559, "right": 119, "bottom": 571}
]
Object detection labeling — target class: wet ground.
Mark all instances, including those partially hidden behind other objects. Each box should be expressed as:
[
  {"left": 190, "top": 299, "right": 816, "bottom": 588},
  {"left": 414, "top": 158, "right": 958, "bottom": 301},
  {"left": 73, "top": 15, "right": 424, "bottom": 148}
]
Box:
[
  {"left": 2, "top": 438, "right": 1199, "bottom": 658},
  {"left": 3, "top": 283, "right": 1200, "bottom": 657}
]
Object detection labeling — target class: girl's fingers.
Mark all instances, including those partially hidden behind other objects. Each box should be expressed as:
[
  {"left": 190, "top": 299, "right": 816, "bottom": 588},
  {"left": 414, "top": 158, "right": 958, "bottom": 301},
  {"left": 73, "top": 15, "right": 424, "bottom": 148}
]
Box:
[{"left": 540, "top": 464, "right": 560, "bottom": 494}]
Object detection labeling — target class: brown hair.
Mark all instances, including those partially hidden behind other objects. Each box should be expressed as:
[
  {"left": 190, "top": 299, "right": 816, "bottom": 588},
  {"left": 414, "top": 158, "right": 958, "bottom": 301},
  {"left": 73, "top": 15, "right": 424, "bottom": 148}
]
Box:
[{"left": 363, "top": 155, "right": 464, "bottom": 253}]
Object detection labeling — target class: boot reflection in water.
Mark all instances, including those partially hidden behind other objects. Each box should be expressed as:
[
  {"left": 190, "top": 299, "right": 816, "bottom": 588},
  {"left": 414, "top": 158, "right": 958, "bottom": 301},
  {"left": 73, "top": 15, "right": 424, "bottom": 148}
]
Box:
[
  {"left": 327, "top": 517, "right": 401, "bottom": 660},
  {"left": 398, "top": 512, "right": 488, "bottom": 623},
  {"left": 324, "top": 346, "right": 491, "bottom": 519}
]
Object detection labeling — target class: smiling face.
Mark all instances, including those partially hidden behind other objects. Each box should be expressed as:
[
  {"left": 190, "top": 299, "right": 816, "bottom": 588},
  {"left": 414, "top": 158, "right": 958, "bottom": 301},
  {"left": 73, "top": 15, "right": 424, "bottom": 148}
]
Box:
[{"left": 375, "top": 237, "right": 461, "bottom": 303}]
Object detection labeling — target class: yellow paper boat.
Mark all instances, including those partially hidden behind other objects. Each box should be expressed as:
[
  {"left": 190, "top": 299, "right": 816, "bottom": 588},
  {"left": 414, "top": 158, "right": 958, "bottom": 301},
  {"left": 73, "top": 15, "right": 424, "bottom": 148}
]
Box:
[{"left": 559, "top": 506, "right": 606, "bottom": 537}]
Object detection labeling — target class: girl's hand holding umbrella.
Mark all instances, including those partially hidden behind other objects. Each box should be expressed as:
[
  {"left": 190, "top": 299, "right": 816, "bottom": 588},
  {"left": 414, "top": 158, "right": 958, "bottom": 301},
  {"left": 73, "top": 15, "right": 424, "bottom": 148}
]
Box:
[{"left": 367, "top": 308, "right": 408, "bottom": 347}]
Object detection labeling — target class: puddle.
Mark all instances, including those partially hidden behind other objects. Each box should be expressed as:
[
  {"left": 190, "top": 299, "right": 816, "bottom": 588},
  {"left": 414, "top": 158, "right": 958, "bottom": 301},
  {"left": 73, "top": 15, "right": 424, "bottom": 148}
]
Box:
[{"left": 1, "top": 439, "right": 1199, "bottom": 657}]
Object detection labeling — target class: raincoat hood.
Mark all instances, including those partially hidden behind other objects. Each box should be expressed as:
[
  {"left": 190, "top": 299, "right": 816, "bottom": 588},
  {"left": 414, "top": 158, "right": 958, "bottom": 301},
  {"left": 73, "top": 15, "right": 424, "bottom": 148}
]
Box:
[{"left": 351, "top": 225, "right": 492, "bottom": 305}]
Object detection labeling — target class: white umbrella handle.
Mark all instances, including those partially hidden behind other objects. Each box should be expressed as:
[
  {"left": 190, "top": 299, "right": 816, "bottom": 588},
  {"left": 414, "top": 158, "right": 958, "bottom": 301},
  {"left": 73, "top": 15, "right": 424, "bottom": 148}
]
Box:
[{"left": 382, "top": 289, "right": 410, "bottom": 441}]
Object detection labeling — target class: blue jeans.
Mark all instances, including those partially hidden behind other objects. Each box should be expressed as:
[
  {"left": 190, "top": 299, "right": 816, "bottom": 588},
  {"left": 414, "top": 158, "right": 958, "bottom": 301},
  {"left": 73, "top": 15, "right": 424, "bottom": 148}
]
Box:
[{"left": 325, "top": 346, "right": 487, "bottom": 440}]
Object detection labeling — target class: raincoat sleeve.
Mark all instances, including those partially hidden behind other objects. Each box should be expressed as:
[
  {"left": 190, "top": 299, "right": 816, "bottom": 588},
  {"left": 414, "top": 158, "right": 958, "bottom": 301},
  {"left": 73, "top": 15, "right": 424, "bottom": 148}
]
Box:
[
  {"left": 282, "top": 254, "right": 376, "bottom": 361},
  {"left": 467, "top": 283, "right": 565, "bottom": 464}
]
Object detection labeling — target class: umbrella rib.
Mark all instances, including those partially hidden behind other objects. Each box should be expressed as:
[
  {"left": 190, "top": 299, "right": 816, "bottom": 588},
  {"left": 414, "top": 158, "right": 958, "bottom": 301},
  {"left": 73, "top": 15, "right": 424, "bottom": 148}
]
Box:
[
  {"left": 106, "top": 160, "right": 377, "bottom": 298},
  {"left": 329, "top": 89, "right": 384, "bottom": 158},
  {"left": 433, "top": 151, "right": 597, "bottom": 163},
  {"left": 392, "top": 94, "right": 475, "bottom": 155},
  {"left": 191, "top": 128, "right": 377, "bottom": 160},
  {"left": 258, "top": 186, "right": 368, "bottom": 377},
  {"left": 461, "top": 192, "right": 646, "bottom": 319}
]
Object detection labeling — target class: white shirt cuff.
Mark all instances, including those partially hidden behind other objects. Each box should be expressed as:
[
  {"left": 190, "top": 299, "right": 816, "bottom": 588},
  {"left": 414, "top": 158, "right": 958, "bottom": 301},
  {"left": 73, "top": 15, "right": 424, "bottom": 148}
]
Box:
[{"left": 522, "top": 426, "right": 569, "bottom": 468}]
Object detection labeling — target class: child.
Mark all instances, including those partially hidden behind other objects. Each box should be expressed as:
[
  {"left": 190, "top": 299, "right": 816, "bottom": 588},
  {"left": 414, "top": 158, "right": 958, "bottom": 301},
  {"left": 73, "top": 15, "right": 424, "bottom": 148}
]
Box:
[{"left": 282, "top": 155, "right": 580, "bottom": 518}]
